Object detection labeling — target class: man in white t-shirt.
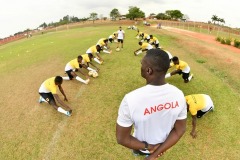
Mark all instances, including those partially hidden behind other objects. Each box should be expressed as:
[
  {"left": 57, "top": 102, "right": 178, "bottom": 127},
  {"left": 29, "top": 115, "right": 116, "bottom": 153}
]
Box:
[
  {"left": 116, "top": 49, "right": 187, "bottom": 159},
  {"left": 116, "top": 26, "right": 125, "bottom": 50}
]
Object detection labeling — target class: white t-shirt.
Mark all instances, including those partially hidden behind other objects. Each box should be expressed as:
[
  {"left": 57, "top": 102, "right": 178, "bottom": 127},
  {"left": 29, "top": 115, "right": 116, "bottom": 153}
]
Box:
[
  {"left": 117, "top": 30, "right": 125, "bottom": 39},
  {"left": 117, "top": 84, "right": 187, "bottom": 145}
]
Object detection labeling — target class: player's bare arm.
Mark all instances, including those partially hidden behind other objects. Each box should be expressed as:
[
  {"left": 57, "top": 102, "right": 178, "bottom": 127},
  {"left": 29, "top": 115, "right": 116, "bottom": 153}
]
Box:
[
  {"left": 191, "top": 115, "right": 197, "bottom": 138},
  {"left": 116, "top": 124, "right": 158, "bottom": 152}
]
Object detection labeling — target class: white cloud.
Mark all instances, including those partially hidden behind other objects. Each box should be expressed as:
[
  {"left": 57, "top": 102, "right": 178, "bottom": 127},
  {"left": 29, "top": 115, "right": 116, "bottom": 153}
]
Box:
[{"left": 0, "top": 0, "right": 239, "bottom": 38}]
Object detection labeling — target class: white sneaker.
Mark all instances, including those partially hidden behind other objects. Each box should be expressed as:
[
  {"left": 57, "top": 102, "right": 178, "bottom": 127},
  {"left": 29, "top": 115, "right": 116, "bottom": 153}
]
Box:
[
  {"left": 38, "top": 96, "right": 43, "bottom": 103},
  {"left": 66, "top": 110, "right": 72, "bottom": 116}
]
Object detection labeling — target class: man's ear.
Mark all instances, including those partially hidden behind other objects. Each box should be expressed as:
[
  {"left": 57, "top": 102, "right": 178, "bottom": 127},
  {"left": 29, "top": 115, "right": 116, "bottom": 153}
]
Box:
[{"left": 147, "top": 67, "right": 153, "bottom": 74}]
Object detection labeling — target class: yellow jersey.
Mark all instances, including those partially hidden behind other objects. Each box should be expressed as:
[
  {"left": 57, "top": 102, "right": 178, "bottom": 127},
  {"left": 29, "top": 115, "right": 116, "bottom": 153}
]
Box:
[
  {"left": 170, "top": 60, "right": 188, "bottom": 70},
  {"left": 44, "top": 77, "right": 57, "bottom": 94},
  {"left": 69, "top": 58, "right": 80, "bottom": 69},
  {"left": 81, "top": 54, "right": 90, "bottom": 63},
  {"left": 97, "top": 38, "right": 107, "bottom": 47},
  {"left": 185, "top": 94, "right": 206, "bottom": 115},
  {"left": 150, "top": 37, "right": 159, "bottom": 43},
  {"left": 86, "top": 45, "right": 98, "bottom": 54}
]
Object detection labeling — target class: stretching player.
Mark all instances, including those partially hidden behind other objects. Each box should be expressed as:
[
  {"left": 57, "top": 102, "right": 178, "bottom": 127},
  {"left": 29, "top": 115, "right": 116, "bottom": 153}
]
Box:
[
  {"left": 165, "top": 56, "right": 193, "bottom": 83},
  {"left": 134, "top": 42, "right": 153, "bottom": 56},
  {"left": 38, "top": 76, "right": 72, "bottom": 116},
  {"left": 185, "top": 94, "right": 214, "bottom": 138},
  {"left": 62, "top": 55, "right": 90, "bottom": 84}
]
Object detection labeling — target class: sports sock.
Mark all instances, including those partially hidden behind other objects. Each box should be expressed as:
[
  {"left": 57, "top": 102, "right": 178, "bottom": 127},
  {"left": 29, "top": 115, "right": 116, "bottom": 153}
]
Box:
[
  {"left": 57, "top": 107, "right": 68, "bottom": 115},
  {"left": 103, "top": 50, "right": 110, "bottom": 54},
  {"left": 188, "top": 74, "right": 193, "bottom": 81},
  {"left": 165, "top": 73, "right": 171, "bottom": 78},
  {"left": 87, "top": 67, "right": 96, "bottom": 72},
  {"left": 136, "top": 50, "right": 142, "bottom": 55},
  {"left": 39, "top": 96, "right": 47, "bottom": 103},
  {"left": 62, "top": 77, "right": 70, "bottom": 80},
  {"left": 76, "top": 76, "right": 88, "bottom": 84},
  {"left": 94, "top": 58, "right": 101, "bottom": 64}
]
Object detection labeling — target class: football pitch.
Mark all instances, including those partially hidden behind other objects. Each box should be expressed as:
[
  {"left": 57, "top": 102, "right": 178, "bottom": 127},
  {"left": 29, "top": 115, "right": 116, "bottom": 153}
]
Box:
[{"left": 0, "top": 23, "right": 240, "bottom": 159}]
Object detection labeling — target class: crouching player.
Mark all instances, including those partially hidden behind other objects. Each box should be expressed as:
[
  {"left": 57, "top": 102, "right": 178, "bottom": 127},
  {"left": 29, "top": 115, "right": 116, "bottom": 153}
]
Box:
[
  {"left": 38, "top": 76, "right": 72, "bottom": 116},
  {"left": 86, "top": 45, "right": 103, "bottom": 64},
  {"left": 134, "top": 42, "right": 153, "bottom": 56},
  {"left": 185, "top": 94, "right": 214, "bottom": 138},
  {"left": 62, "top": 55, "right": 90, "bottom": 84},
  {"left": 165, "top": 56, "right": 193, "bottom": 83}
]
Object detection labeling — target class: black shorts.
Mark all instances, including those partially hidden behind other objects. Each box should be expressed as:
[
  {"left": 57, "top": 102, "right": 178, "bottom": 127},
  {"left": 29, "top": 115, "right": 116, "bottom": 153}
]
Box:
[
  {"left": 39, "top": 92, "right": 55, "bottom": 104},
  {"left": 178, "top": 71, "right": 190, "bottom": 80},
  {"left": 155, "top": 43, "right": 159, "bottom": 48},
  {"left": 108, "top": 38, "right": 113, "bottom": 43},
  {"left": 197, "top": 106, "right": 213, "bottom": 118},
  {"left": 118, "top": 39, "right": 123, "bottom": 43},
  {"left": 66, "top": 70, "right": 74, "bottom": 79}
]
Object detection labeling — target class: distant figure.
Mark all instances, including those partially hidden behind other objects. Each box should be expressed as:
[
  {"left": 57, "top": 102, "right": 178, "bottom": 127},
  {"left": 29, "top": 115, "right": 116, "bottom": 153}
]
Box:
[
  {"left": 165, "top": 56, "right": 193, "bottom": 83},
  {"left": 38, "top": 76, "right": 72, "bottom": 116},
  {"left": 185, "top": 94, "right": 214, "bottom": 138},
  {"left": 116, "top": 49, "right": 187, "bottom": 159},
  {"left": 116, "top": 26, "right": 125, "bottom": 50},
  {"left": 157, "top": 23, "right": 161, "bottom": 29}
]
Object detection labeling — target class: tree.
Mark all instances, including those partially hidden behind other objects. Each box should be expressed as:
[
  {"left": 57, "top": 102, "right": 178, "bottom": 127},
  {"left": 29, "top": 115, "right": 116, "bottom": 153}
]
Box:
[
  {"left": 110, "top": 8, "right": 120, "bottom": 20},
  {"left": 156, "top": 13, "right": 170, "bottom": 20},
  {"left": 165, "top": 10, "right": 183, "bottom": 20},
  {"left": 89, "top": 12, "right": 98, "bottom": 23},
  {"left": 218, "top": 18, "right": 225, "bottom": 25},
  {"left": 39, "top": 22, "right": 47, "bottom": 28},
  {"left": 126, "top": 6, "right": 145, "bottom": 20},
  {"left": 211, "top": 15, "right": 218, "bottom": 24}
]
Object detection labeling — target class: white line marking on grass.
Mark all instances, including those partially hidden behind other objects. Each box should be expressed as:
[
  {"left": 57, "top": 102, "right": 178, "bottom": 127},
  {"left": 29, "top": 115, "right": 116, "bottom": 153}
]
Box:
[{"left": 43, "top": 85, "right": 86, "bottom": 159}]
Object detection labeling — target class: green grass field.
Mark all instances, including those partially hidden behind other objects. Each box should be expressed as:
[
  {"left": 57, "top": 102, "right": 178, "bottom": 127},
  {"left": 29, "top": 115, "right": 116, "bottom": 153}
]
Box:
[{"left": 0, "top": 23, "right": 240, "bottom": 160}]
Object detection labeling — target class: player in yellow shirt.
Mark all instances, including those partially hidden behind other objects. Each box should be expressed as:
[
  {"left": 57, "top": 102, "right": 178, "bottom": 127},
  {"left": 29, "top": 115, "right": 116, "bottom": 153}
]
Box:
[
  {"left": 141, "top": 33, "right": 150, "bottom": 42},
  {"left": 165, "top": 56, "right": 193, "bottom": 83},
  {"left": 134, "top": 42, "right": 153, "bottom": 56},
  {"left": 185, "top": 94, "right": 214, "bottom": 138},
  {"left": 62, "top": 55, "right": 90, "bottom": 84},
  {"left": 135, "top": 31, "right": 143, "bottom": 39},
  {"left": 38, "top": 76, "right": 72, "bottom": 116},
  {"left": 96, "top": 38, "right": 112, "bottom": 54},
  {"left": 149, "top": 35, "right": 160, "bottom": 48},
  {"left": 86, "top": 45, "right": 103, "bottom": 64},
  {"left": 108, "top": 33, "right": 116, "bottom": 43},
  {"left": 81, "top": 53, "right": 100, "bottom": 72}
]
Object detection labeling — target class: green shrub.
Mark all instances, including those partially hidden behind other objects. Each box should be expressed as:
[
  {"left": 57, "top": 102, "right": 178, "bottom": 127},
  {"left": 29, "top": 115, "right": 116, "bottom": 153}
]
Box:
[
  {"left": 234, "top": 39, "right": 240, "bottom": 48},
  {"left": 216, "top": 36, "right": 221, "bottom": 42},
  {"left": 225, "top": 38, "right": 231, "bottom": 45},
  {"left": 220, "top": 38, "right": 226, "bottom": 44}
]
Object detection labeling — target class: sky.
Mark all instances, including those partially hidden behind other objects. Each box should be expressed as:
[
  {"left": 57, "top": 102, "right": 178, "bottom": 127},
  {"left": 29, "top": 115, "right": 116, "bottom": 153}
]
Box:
[{"left": 0, "top": 0, "right": 239, "bottom": 38}]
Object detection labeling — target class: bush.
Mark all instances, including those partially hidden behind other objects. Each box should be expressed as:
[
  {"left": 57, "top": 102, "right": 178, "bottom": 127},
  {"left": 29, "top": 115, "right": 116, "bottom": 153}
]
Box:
[
  {"left": 225, "top": 38, "right": 231, "bottom": 45},
  {"left": 234, "top": 39, "right": 240, "bottom": 48},
  {"left": 220, "top": 38, "right": 226, "bottom": 44},
  {"left": 216, "top": 36, "right": 221, "bottom": 42}
]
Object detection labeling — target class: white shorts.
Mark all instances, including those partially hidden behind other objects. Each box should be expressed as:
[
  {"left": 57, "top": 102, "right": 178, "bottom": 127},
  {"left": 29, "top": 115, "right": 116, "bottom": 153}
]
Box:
[{"left": 201, "top": 95, "right": 214, "bottom": 112}]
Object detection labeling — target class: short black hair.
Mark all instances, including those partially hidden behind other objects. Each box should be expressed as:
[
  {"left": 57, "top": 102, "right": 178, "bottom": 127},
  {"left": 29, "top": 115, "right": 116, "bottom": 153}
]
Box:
[
  {"left": 88, "top": 53, "right": 93, "bottom": 58},
  {"left": 55, "top": 76, "right": 63, "bottom": 84},
  {"left": 150, "top": 35, "right": 153, "bottom": 38},
  {"left": 145, "top": 49, "right": 170, "bottom": 73},
  {"left": 96, "top": 45, "right": 101, "bottom": 52},
  {"left": 138, "top": 42, "right": 142, "bottom": 45},
  {"left": 172, "top": 56, "right": 179, "bottom": 62},
  {"left": 77, "top": 55, "right": 82, "bottom": 60}
]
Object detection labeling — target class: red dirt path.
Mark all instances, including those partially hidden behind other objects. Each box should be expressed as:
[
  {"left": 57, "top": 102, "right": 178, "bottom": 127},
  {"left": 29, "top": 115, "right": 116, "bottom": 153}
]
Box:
[{"left": 161, "top": 26, "right": 240, "bottom": 54}]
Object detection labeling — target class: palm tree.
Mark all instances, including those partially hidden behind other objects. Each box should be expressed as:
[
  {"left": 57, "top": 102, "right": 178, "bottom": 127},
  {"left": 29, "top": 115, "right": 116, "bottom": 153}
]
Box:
[{"left": 211, "top": 15, "right": 218, "bottom": 24}]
